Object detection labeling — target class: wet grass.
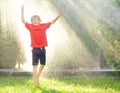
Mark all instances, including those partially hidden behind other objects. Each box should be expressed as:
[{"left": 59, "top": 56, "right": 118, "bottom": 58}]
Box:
[{"left": 0, "top": 76, "right": 120, "bottom": 93}]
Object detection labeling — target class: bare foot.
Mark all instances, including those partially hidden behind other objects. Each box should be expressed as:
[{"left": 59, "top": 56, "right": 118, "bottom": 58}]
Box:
[
  {"left": 34, "top": 80, "right": 37, "bottom": 86},
  {"left": 34, "top": 77, "right": 39, "bottom": 86},
  {"left": 36, "top": 77, "right": 39, "bottom": 85}
]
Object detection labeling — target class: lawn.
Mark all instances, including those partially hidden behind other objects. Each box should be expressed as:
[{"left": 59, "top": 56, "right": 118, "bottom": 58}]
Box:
[{"left": 0, "top": 76, "right": 120, "bottom": 93}]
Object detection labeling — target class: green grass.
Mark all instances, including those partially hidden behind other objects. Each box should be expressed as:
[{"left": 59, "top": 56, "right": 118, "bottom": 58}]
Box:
[{"left": 0, "top": 76, "right": 120, "bottom": 93}]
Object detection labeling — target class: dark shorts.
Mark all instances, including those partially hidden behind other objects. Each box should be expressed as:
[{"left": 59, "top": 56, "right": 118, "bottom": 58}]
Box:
[{"left": 32, "top": 48, "right": 46, "bottom": 65}]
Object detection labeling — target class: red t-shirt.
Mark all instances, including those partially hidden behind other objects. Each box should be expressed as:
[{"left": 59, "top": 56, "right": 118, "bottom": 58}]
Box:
[{"left": 25, "top": 22, "right": 51, "bottom": 48}]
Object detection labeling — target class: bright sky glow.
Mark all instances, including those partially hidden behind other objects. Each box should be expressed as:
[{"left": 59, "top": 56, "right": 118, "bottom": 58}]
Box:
[
  {"left": 0, "top": 0, "right": 99, "bottom": 71},
  {"left": 1, "top": 0, "right": 117, "bottom": 71}
]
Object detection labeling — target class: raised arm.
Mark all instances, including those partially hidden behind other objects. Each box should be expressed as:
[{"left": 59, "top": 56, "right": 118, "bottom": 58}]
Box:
[
  {"left": 51, "top": 11, "right": 62, "bottom": 24},
  {"left": 21, "top": 5, "right": 26, "bottom": 24}
]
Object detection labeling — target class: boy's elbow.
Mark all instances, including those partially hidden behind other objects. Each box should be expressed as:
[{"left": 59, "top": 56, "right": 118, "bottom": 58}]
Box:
[
  {"left": 22, "top": 19, "right": 26, "bottom": 24},
  {"left": 50, "top": 21, "right": 54, "bottom": 24}
]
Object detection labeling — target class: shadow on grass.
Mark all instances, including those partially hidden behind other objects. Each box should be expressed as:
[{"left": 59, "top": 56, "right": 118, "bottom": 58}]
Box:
[
  {"left": 48, "top": 76, "right": 120, "bottom": 92},
  {"left": 31, "top": 86, "right": 60, "bottom": 93},
  {"left": 0, "top": 76, "right": 29, "bottom": 86},
  {"left": 0, "top": 76, "right": 60, "bottom": 93}
]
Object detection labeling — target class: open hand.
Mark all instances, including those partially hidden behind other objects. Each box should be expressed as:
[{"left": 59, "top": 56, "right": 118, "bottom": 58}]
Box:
[{"left": 58, "top": 11, "right": 62, "bottom": 17}]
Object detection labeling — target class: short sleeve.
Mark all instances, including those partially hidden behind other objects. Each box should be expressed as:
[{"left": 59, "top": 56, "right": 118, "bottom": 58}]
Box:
[
  {"left": 25, "top": 22, "right": 31, "bottom": 30},
  {"left": 44, "top": 22, "right": 51, "bottom": 29}
]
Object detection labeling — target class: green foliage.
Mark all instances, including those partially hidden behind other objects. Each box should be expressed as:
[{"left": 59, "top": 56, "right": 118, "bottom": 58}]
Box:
[
  {"left": 0, "top": 26, "right": 25, "bottom": 68},
  {"left": 0, "top": 34, "right": 20, "bottom": 68},
  {"left": 99, "top": 21, "right": 120, "bottom": 69},
  {"left": 112, "top": 0, "right": 120, "bottom": 6}
]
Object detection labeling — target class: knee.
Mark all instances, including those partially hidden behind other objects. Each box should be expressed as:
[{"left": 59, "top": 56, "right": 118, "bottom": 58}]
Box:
[{"left": 41, "top": 65, "right": 45, "bottom": 68}]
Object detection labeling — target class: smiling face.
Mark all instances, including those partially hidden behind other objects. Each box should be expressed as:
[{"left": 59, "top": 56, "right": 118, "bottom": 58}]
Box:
[{"left": 31, "top": 15, "right": 41, "bottom": 26}]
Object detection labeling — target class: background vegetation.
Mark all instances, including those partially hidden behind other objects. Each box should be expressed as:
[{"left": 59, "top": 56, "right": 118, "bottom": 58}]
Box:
[
  {"left": 0, "top": 0, "right": 120, "bottom": 69},
  {"left": 50, "top": 0, "right": 120, "bottom": 69}
]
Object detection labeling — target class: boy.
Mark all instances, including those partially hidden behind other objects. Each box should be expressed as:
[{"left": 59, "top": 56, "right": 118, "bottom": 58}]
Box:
[{"left": 21, "top": 5, "right": 62, "bottom": 86}]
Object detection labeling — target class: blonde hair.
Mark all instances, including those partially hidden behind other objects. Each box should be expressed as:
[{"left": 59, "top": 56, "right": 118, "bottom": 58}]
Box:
[{"left": 31, "top": 15, "right": 41, "bottom": 21}]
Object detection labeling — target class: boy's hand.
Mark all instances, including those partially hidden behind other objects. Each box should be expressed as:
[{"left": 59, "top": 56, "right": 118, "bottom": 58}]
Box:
[
  {"left": 21, "top": 4, "right": 24, "bottom": 9},
  {"left": 58, "top": 11, "right": 62, "bottom": 17},
  {"left": 21, "top": 4, "right": 26, "bottom": 24},
  {"left": 51, "top": 11, "right": 62, "bottom": 24}
]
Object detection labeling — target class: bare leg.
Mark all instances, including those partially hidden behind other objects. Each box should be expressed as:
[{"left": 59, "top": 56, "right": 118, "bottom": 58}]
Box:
[
  {"left": 36, "top": 65, "right": 45, "bottom": 84},
  {"left": 33, "top": 65, "right": 38, "bottom": 86}
]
